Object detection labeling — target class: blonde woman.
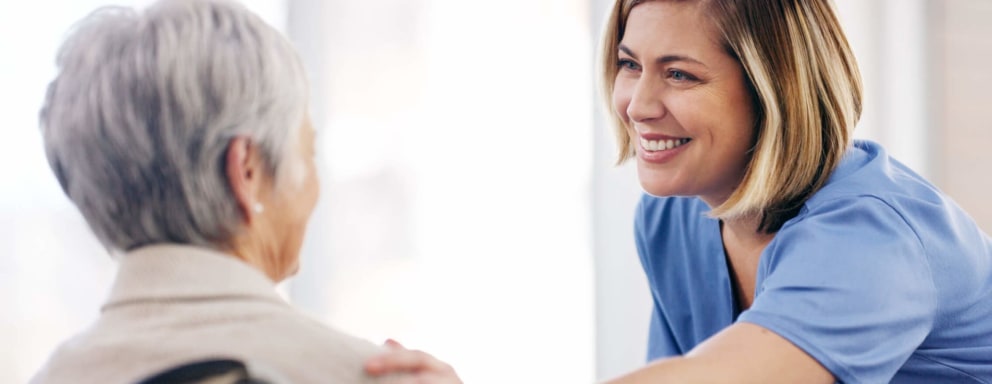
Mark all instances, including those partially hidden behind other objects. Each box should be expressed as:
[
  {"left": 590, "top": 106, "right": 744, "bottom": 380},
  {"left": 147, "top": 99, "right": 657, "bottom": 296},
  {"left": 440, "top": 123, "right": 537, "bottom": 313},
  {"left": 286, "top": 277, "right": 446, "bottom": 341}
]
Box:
[{"left": 367, "top": 0, "right": 992, "bottom": 382}]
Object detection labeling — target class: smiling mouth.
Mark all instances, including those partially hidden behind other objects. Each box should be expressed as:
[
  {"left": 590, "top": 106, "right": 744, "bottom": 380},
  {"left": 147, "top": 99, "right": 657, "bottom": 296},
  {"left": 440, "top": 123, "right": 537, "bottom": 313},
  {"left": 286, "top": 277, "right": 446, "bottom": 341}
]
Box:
[{"left": 640, "top": 137, "right": 691, "bottom": 152}]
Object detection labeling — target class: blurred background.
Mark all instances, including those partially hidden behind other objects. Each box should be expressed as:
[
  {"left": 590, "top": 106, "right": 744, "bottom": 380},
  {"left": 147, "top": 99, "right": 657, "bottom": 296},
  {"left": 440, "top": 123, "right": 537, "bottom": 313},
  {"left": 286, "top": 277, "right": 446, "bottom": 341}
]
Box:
[{"left": 1, "top": 0, "right": 989, "bottom": 382}]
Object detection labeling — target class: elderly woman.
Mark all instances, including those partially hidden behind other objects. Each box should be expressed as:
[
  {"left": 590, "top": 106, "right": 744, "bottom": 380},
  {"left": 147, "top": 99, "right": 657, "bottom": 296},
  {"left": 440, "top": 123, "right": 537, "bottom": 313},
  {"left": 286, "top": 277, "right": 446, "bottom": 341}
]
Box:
[
  {"left": 32, "top": 0, "right": 398, "bottom": 383},
  {"left": 366, "top": 0, "right": 992, "bottom": 383}
]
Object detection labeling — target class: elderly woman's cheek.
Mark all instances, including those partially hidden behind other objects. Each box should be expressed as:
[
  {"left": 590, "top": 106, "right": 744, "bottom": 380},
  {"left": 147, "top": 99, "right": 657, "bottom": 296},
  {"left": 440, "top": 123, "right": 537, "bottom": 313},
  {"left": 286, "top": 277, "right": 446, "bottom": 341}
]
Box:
[{"left": 304, "top": 167, "right": 319, "bottom": 217}]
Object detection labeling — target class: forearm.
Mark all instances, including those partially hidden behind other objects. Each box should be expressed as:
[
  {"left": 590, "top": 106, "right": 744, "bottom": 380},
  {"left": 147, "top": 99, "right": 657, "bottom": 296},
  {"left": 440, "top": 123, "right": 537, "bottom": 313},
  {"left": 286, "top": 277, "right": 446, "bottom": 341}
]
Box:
[
  {"left": 603, "top": 356, "right": 728, "bottom": 384},
  {"left": 603, "top": 324, "right": 835, "bottom": 384}
]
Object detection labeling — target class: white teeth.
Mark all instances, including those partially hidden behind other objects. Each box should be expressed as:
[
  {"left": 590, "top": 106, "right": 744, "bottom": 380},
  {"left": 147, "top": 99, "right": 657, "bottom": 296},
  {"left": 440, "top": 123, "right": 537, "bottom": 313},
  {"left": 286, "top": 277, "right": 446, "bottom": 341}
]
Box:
[{"left": 640, "top": 137, "right": 690, "bottom": 152}]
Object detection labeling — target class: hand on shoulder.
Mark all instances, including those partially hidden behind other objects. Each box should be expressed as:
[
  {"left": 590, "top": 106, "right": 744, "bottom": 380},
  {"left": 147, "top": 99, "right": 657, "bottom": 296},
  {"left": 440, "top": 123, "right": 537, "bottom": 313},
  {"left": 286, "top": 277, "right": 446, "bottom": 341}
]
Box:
[{"left": 365, "top": 339, "right": 463, "bottom": 384}]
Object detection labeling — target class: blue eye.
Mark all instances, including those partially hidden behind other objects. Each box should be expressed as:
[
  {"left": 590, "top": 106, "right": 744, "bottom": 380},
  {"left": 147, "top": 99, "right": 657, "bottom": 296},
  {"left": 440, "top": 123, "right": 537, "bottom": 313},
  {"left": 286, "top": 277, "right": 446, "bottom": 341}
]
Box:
[
  {"left": 617, "top": 58, "right": 640, "bottom": 71},
  {"left": 667, "top": 69, "right": 698, "bottom": 83}
]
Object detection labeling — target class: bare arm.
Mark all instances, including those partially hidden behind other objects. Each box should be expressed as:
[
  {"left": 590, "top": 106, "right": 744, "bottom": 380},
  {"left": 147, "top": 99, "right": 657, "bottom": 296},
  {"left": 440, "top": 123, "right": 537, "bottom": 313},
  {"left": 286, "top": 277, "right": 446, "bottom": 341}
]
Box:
[
  {"left": 604, "top": 323, "right": 834, "bottom": 384},
  {"left": 365, "top": 323, "right": 834, "bottom": 384}
]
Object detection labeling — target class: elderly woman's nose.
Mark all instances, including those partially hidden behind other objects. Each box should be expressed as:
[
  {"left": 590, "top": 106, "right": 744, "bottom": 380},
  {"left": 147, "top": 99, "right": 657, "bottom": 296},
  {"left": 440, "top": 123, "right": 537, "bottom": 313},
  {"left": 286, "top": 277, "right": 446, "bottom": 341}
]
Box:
[{"left": 626, "top": 80, "right": 667, "bottom": 123}]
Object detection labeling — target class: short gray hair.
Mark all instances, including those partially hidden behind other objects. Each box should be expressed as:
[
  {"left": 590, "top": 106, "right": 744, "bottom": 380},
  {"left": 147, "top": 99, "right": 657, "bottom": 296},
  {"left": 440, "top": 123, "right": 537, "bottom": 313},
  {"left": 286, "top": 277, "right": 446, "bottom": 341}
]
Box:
[{"left": 40, "top": 0, "right": 309, "bottom": 252}]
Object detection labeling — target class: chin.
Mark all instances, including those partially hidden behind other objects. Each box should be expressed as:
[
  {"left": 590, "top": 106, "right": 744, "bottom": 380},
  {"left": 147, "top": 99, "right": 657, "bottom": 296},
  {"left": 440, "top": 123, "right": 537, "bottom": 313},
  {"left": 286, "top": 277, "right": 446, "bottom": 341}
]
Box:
[
  {"left": 637, "top": 170, "right": 685, "bottom": 197},
  {"left": 271, "top": 262, "right": 299, "bottom": 283},
  {"left": 287, "top": 260, "right": 300, "bottom": 277},
  {"left": 279, "top": 248, "right": 302, "bottom": 280},
  {"left": 640, "top": 182, "right": 680, "bottom": 197}
]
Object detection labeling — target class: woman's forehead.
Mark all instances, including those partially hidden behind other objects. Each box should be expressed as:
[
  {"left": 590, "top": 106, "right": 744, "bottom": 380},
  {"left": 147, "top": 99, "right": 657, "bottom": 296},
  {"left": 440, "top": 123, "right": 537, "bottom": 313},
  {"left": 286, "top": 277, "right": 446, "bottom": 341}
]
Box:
[{"left": 621, "top": 1, "right": 723, "bottom": 59}]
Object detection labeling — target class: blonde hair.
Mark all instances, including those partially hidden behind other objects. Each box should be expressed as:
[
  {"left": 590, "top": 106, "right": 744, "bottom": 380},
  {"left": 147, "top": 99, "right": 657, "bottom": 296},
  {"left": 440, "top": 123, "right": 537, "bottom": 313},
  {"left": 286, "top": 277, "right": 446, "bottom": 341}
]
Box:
[{"left": 599, "top": 0, "right": 863, "bottom": 232}]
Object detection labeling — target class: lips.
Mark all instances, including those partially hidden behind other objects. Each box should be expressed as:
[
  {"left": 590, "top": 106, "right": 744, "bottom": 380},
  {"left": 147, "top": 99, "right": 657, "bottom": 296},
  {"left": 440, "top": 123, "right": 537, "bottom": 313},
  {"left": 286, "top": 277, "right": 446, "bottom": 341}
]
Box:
[
  {"left": 639, "top": 137, "right": 691, "bottom": 152},
  {"left": 635, "top": 132, "right": 692, "bottom": 164}
]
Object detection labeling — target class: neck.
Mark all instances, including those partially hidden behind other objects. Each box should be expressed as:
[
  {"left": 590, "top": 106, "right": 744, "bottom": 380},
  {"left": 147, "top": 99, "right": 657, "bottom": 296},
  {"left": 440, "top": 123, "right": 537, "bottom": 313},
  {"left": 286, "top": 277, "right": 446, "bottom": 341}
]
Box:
[
  {"left": 226, "top": 234, "right": 285, "bottom": 283},
  {"left": 720, "top": 214, "right": 774, "bottom": 251},
  {"left": 720, "top": 214, "right": 775, "bottom": 311}
]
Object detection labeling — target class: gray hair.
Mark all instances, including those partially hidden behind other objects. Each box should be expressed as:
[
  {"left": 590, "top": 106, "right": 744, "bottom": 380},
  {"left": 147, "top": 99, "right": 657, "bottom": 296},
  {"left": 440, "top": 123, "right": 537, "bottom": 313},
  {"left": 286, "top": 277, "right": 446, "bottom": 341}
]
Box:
[{"left": 40, "top": 0, "right": 309, "bottom": 252}]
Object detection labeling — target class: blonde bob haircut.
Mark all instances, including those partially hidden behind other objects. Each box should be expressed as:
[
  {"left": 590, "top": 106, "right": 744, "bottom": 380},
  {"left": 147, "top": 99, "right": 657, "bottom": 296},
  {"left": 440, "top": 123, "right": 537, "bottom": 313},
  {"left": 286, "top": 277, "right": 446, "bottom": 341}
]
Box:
[{"left": 600, "top": 0, "right": 863, "bottom": 233}]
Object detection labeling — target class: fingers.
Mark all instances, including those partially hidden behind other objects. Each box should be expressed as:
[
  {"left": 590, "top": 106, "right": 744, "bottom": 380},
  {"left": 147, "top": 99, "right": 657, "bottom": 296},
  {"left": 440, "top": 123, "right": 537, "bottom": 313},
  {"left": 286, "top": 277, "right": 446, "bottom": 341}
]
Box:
[
  {"left": 381, "top": 372, "right": 461, "bottom": 384},
  {"left": 384, "top": 338, "right": 406, "bottom": 349},
  {"left": 365, "top": 348, "right": 449, "bottom": 375},
  {"left": 365, "top": 339, "right": 462, "bottom": 383}
]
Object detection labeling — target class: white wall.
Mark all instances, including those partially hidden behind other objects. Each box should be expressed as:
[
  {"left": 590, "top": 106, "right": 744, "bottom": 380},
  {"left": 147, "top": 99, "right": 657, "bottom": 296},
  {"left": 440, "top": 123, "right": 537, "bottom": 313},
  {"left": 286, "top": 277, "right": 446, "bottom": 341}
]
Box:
[
  {"left": 834, "top": 0, "right": 931, "bottom": 176},
  {"left": 286, "top": 1, "right": 598, "bottom": 383}
]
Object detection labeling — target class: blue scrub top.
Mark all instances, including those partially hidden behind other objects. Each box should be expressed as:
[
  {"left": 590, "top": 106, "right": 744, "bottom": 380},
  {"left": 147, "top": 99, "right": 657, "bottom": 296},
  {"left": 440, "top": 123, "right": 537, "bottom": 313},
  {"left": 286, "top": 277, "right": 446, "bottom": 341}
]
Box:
[{"left": 636, "top": 140, "right": 992, "bottom": 383}]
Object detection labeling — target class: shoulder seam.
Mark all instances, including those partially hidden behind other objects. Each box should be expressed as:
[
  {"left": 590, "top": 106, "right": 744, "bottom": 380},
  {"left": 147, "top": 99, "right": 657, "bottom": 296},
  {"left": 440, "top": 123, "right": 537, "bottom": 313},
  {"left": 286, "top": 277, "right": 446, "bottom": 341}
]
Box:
[
  {"left": 805, "top": 194, "right": 939, "bottom": 326},
  {"left": 911, "top": 354, "right": 989, "bottom": 383}
]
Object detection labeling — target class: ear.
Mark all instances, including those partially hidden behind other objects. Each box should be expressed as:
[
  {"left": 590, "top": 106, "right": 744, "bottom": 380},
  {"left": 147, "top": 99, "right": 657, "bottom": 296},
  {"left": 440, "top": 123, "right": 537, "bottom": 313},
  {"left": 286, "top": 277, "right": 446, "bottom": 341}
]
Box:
[{"left": 226, "top": 137, "right": 265, "bottom": 224}]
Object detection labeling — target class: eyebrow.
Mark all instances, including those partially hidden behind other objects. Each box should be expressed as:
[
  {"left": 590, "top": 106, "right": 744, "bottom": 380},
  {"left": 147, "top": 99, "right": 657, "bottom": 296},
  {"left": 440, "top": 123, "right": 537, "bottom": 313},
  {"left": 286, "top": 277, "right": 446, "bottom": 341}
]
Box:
[{"left": 618, "top": 44, "right": 707, "bottom": 67}]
